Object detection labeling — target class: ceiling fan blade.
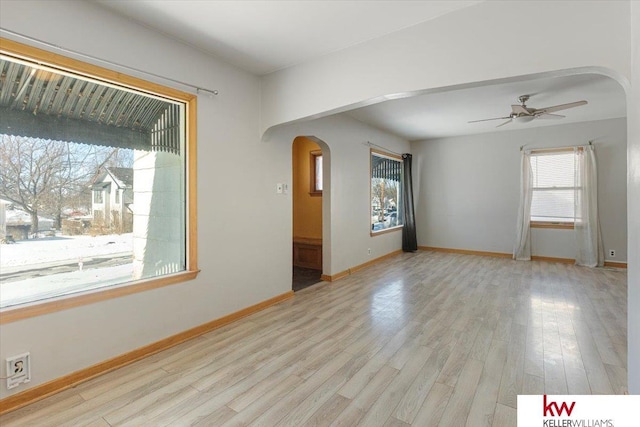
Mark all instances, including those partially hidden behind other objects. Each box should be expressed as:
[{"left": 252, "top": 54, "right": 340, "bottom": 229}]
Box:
[
  {"left": 511, "top": 105, "right": 529, "bottom": 114},
  {"left": 496, "top": 119, "right": 512, "bottom": 128},
  {"left": 536, "top": 113, "right": 565, "bottom": 119},
  {"left": 537, "top": 100, "right": 587, "bottom": 114},
  {"left": 468, "top": 116, "right": 511, "bottom": 123}
]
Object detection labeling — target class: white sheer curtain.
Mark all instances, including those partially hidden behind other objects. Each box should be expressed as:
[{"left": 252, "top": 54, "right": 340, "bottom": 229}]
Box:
[
  {"left": 513, "top": 150, "right": 533, "bottom": 260},
  {"left": 575, "top": 145, "right": 604, "bottom": 267}
]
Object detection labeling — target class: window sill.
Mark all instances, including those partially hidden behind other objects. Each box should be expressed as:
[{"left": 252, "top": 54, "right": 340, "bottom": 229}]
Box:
[
  {"left": 530, "top": 222, "right": 574, "bottom": 230},
  {"left": 371, "top": 225, "right": 403, "bottom": 236},
  {"left": 0, "top": 269, "right": 200, "bottom": 324}
]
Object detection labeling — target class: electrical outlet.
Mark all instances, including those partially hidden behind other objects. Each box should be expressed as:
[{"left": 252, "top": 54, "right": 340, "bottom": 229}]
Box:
[
  {"left": 609, "top": 250, "right": 616, "bottom": 258},
  {"left": 6, "top": 353, "right": 31, "bottom": 389},
  {"left": 367, "top": 248, "right": 371, "bottom": 255}
]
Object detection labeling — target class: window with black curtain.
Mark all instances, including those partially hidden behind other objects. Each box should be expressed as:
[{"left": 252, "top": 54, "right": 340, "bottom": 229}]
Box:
[{"left": 371, "top": 150, "right": 404, "bottom": 233}]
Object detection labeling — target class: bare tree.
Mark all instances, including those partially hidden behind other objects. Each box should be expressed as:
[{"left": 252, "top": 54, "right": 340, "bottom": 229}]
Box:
[
  {"left": 0, "top": 136, "right": 69, "bottom": 234},
  {"left": 371, "top": 178, "right": 399, "bottom": 222},
  {"left": 0, "top": 135, "right": 132, "bottom": 236}
]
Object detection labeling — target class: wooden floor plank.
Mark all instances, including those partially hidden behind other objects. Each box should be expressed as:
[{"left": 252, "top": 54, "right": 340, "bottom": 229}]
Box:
[
  {"left": 303, "top": 394, "right": 351, "bottom": 427},
  {"left": 493, "top": 403, "right": 517, "bottom": 427},
  {"left": 331, "top": 365, "right": 398, "bottom": 427},
  {"left": 411, "top": 382, "right": 454, "bottom": 427},
  {"left": 497, "top": 323, "right": 526, "bottom": 409},
  {"left": 357, "top": 347, "right": 433, "bottom": 427},
  {"left": 248, "top": 351, "right": 353, "bottom": 426},
  {"left": 466, "top": 339, "right": 508, "bottom": 426},
  {"left": 392, "top": 347, "right": 445, "bottom": 424},
  {"left": 438, "top": 358, "right": 484, "bottom": 426}
]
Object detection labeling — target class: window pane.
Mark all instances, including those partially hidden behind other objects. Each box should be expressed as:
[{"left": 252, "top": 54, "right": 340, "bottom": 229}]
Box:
[
  {"left": 315, "top": 155, "right": 323, "bottom": 191},
  {"left": 531, "top": 189, "right": 575, "bottom": 222},
  {"left": 531, "top": 153, "right": 574, "bottom": 188},
  {"left": 529, "top": 152, "right": 576, "bottom": 223},
  {"left": 371, "top": 152, "right": 403, "bottom": 232},
  {"left": 0, "top": 56, "right": 187, "bottom": 308}
]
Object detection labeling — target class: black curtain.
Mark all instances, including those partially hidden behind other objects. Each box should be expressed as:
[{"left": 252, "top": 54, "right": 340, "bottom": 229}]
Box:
[{"left": 402, "top": 153, "right": 418, "bottom": 252}]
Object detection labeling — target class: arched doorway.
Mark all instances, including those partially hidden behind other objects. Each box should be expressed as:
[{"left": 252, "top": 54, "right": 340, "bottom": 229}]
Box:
[{"left": 292, "top": 136, "right": 326, "bottom": 291}]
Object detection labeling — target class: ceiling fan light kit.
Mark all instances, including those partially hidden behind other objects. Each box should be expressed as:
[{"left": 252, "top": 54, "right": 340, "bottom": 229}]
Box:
[
  {"left": 514, "top": 115, "right": 535, "bottom": 123},
  {"left": 469, "top": 94, "right": 588, "bottom": 128}
]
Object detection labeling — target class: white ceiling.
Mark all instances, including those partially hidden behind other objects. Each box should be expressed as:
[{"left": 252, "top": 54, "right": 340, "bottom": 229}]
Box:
[
  {"left": 93, "top": 1, "right": 627, "bottom": 140},
  {"left": 94, "top": 0, "right": 481, "bottom": 76},
  {"left": 346, "top": 73, "right": 627, "bottom": 141}
]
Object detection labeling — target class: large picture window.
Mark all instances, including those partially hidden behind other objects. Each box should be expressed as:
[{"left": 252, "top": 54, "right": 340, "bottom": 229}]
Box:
[
  {"left": 0, "top": 39, "right": 198, "bottom": 319},
  {"left": 371, "top": 150, "right": 403, "bottom": 233}
]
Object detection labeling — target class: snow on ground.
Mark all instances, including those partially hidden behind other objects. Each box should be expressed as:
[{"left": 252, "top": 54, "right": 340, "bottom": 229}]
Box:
[
  {"left": 0, "top": 233, "right": 134, "bottom": 308},
  {"left": 0, "top": 233, "right": 133, "bottom": 268},
  {"left": 1, "top": 264, "right": 134, "bottom": 308}
]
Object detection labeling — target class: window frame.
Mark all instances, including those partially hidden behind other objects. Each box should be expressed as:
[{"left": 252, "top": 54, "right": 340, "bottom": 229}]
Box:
[
  {"left": 0, "top": 38, "right": 199, "bottom": 324},
  {"left": 309, "top": 150, "right": 322, "bottom": 196},
  {"left": 370, "top": 149, "right": 404, "bottom": 236},
  {"left": 529, "top": 147, "right": 576, "bottom": 230},
  {"left": 94, "top": 189, "right": 104, "bottom": 204}
]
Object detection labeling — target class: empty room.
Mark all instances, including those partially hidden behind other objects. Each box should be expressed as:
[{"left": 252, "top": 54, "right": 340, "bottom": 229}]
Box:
[{"left": 0, "top": 1, "right": 639, "bottom": 426}]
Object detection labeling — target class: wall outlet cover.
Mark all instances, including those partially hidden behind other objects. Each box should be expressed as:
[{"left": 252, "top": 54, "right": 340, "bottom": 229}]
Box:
[{"left": 6, "top": 352, "right": 31, "bottom": 389}]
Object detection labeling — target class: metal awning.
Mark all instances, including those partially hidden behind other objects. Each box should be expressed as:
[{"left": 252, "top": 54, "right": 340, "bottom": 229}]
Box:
[
  {"left": 0, "top": 58, "right": 182, "bottom": 154},
  {"left": 372, "top": 155, "right": 402, "bottom": 181}
]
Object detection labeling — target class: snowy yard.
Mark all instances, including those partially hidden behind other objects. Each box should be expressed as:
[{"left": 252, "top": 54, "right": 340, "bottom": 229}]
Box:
[
  {"left": 1, "top": 233, "right": 132, "bottom": 268},
  {"left": 0, "top": 233, "right": 134, "bottom": 308}
]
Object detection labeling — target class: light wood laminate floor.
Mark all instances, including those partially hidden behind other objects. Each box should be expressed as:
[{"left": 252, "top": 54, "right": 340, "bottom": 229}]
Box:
[{"left": 0, "top": 251, "right": 627, "bottom": 426}]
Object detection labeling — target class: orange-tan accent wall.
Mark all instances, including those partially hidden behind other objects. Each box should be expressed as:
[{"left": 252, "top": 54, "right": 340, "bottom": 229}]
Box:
[{"left": 292, "top": 136, "right": 322, "bottom": 239}]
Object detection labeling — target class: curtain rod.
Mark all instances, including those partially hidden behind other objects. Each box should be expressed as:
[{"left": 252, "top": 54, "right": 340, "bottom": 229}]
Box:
[
  {"left": 0, "top": 28, "right": 220, "bottom": 97},
  {"left": 520, "top": 140, "right": 594, "bottom": 152},
  {"left": 364, "top": 141, "right": 403, "bottom": 156}
]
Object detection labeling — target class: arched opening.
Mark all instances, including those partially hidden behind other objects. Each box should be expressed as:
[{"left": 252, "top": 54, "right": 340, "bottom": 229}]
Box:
[{"left": 291, "top": 136, "right": 330, "bottom": 291}]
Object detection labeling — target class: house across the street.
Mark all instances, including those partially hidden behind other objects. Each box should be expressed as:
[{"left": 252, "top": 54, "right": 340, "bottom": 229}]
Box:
[{"left": 90, "top": 167, "right": 133, "bottom": 233}]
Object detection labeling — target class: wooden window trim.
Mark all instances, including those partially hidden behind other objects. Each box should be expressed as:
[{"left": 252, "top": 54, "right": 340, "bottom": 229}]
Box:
[
  {"left": 309, "top": 150, "right": 322, "bottom": 196},
  {"left": 370, "top": 148, "right": 402, "bottom": 161},
  {"left": 530, "top": 221, "right": 575, "bottom": 230},
  {"left": 529, "top": 146, "right": 583, "bottom": 155},
  {"left": 370, "top": 224, "right": 404, "bottom": 237},
  {"left": 0, "top": 38, "right": 199, "bottom": 324}
]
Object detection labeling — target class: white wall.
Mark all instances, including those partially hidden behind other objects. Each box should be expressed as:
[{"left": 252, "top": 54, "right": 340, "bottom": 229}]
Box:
[
  {"left": 411, "top": 118, "right": 628, "bottom": 262},
  {"left": 261, "top": 1, "right": 630, "bottom": 134},
  {"left": 265, "top": 114, "right": 410, "bottom": 276},
  {"left": 628, "top": 1, "right": 640, "bottom": 395},
  {"left": 0, "top": 0, "right": 292, "bottom": 398}
]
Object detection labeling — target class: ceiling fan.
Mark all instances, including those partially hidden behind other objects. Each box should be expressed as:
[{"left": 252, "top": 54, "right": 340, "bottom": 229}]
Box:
[{"left": 468, "top": 95, "right": 588, "bottom": 128}]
